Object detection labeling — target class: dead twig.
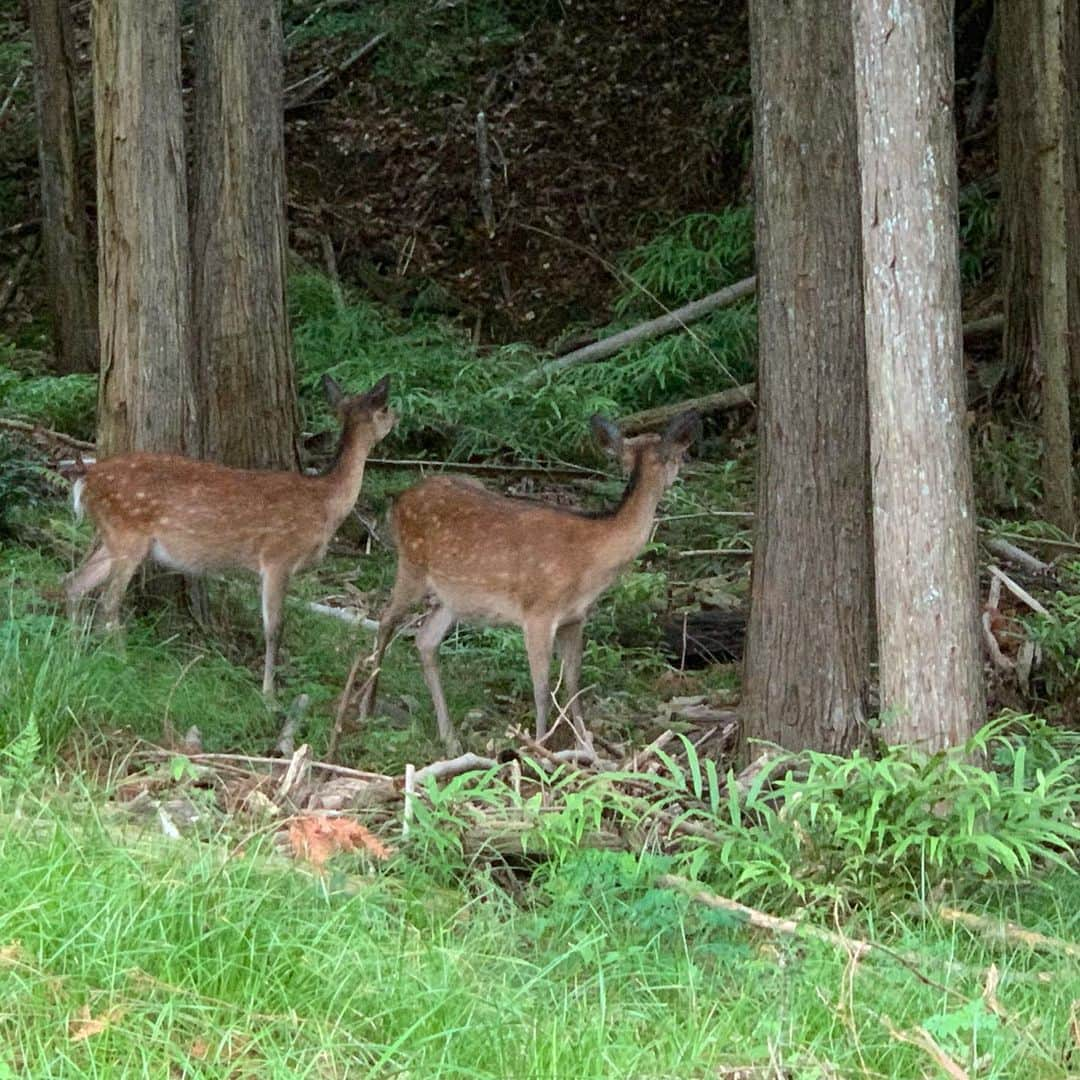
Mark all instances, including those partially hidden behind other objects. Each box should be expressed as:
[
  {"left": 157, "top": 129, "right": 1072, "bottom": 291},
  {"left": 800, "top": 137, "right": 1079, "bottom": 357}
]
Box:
[
  {"left": 0, "top": 69, "right": 24, "bottom": 127},
  {"left": 133, "top": 746, "right": 391, "bottom": 784},
  {"left": 987, "top": 565, "right": 1054, "bottom": 620},
  {"left": 881, "top": 1016, "right": 970, "bottom": 1080}
]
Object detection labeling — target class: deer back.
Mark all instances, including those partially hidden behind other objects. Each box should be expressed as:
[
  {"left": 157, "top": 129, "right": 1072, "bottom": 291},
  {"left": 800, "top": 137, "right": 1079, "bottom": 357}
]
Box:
[{"left": 81, "top": 454, "right": 340, "bottom": 574}]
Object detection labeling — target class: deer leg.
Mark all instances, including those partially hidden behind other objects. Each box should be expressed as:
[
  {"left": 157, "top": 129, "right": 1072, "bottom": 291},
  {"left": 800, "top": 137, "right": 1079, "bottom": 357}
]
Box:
[
  {"left": 523, "top": 616, "right": 558, "bottom": 740},
  {"left": 414, "top": 604, "right": 460, "bottom": 754},
  {"left": 357, "top": 569, "right": 424, "bottom": 720},
  {"left": 555, "top": 619, "right": 593, "bottom": 750},
  {"left": 64, "top": 543, "right": 113, "bottom": 620},
  {"left": 260, "top": 564, "right": 291, "bottom": 698},
  {"left": 99, "top": 550, "right": 146, "bottom": 633}
]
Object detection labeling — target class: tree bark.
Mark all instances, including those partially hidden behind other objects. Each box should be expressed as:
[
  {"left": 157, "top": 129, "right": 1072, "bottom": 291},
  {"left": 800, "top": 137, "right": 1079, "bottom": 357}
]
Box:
[
  {"left": 92, "top": 0, "right": 195, "bottom": 456},
  {"left": 741, "top": 0, "right": 872, "bottom": 756},
  {"left": 26, "top": 0, "right": 97, "bottom": 374},
  {"left": 191, "top": 0, "right": 298, "bottom": 470},
  {"left": 1035, "top": 0, "right": 1074, "bottom": 532},
  {"left": 852, "top": 0, "right": 984, "bottom": 750},
  {"left": 999, "top": 0, "right": 1075, "bottom": 532},
  {"left": 1066, "top": 0, "right": 1080, "bottom": 416}
]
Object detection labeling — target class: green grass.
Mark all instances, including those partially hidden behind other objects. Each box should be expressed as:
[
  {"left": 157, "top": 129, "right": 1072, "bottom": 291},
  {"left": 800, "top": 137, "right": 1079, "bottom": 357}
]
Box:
[{"left": 0, "top": 785, "right": 1076, "bottom": 1077}]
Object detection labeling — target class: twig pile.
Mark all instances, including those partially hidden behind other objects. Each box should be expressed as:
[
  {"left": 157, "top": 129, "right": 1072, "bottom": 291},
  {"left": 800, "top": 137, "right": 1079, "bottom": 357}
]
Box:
[{"left": 118, "top": 708, "right": 742, "bottom": 865}]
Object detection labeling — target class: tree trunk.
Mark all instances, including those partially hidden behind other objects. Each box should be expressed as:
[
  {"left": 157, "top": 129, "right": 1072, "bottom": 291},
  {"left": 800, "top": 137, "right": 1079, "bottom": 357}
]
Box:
[
  {"left": 1035, "top": 0, "right": 1073, "bottom": 532},
  {"left": 26, "top": 0, "right": 97, "bottom": 375},
  {"left": 191, "top": 0, "right": 298, "bottom": 470},
  {"left": 741, "top": 0, "right": 872, "bottom": 756},
  {"left": 852, "top": 0, "right": 985, "bottom": 750},
  {"left": 1066, "top": 0, "right": 1080, "bottom": 414},
  {"left": 92, "top": 0, "right": 195, "bottom": 456},
  {"left": 999, "top": 0, "right": 1074, "bottom": 532}
]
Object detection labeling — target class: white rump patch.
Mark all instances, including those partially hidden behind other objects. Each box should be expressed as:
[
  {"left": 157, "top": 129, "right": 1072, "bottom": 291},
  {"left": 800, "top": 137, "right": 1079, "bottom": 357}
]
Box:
[{"left": 72, "top": 478, "right": 85, "bottom": 520}]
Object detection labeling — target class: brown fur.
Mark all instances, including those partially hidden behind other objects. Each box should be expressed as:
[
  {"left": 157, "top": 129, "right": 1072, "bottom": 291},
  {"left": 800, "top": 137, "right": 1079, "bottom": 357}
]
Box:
[
  {"left": 65, "top": 376, "right": 396, "bottom": 697},
  {"left": 359, "top": 411, "right": 698, "bottom": 751}
]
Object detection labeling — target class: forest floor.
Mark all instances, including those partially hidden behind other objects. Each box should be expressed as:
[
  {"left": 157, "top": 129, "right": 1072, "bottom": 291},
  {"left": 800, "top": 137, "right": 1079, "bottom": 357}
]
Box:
[{"left": 1, "top": 1, "right": 1078, "bottom": 1076}]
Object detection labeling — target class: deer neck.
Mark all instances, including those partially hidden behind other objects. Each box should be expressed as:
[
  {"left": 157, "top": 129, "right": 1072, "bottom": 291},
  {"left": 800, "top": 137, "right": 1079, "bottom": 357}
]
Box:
[
  {"left": 324, "top": 418, "right": 375, "bottom": 518},
  {"left": 599, "top": 458, "right": 667, "bottom": 567}
]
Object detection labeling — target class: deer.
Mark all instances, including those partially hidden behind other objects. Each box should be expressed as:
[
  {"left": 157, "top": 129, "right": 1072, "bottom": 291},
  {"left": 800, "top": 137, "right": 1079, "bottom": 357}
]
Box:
[
  {"left": 354, "top": 410, "right": 698, "bottom": 754},
  {"left": 64, "top": 375, "right": 396, "bottom": 698}
]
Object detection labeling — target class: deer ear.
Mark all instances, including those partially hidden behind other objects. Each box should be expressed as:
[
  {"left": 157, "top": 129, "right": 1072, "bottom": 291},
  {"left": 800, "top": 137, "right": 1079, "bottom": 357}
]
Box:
[
  {"left": 322, "top": 374, "right": 345, "bottom": 410},
  {"left": 661, "top": 410, "right": 700, "bottom": 453},
  {"left": 365, "top": 375, "right": 391, "bottom": 409},
  {"left": 590, "top": 414, "right": 623, "bottom": 457}
]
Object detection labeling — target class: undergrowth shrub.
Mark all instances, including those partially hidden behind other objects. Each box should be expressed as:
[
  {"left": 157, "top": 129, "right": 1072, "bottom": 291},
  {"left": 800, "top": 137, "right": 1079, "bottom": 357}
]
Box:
[
  {"left": 0, "top": 372, "right": 97, "bottom": 440},
  {"left": 695, "top": 716, "right": 1080, "bottom": 908},
  {"left": 291, "top": 208, "right": 757, "bottom": 461},
  {"left": 399, "top": 718, "right": 1079, "bottom": 914},
  {"left": 615, "top": 208, "right": 754, "bottom": 315},
  {"left": 0, "top": 435, "right": 63, "bottom": 537}
]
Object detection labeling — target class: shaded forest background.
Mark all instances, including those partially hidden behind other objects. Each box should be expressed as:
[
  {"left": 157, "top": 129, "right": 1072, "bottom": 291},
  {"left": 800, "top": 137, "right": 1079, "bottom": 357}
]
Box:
[{"left": 0, "top": 0, "right": 1000, "bottom": 359}]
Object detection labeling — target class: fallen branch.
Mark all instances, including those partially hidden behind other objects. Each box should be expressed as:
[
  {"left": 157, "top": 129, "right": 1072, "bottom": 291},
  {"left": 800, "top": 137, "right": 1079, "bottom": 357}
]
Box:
[
  {"left": 365, "top": 457, "right": 607, "bottom": 480},
  {"left": 677, "top": 546, "right": 754, "bottom": 558},
  {"left": 621, "top": 729, "right": 674, "bottom": 771},
  {"left": 659, "top": 874, "right": 871, "bottom": 959},
  {"left": 963, "top": 312, "right": 1003, "bottom": 337},
  {"left": 307, "top": 602, "right": 380, "bottom": 633},
  {"left": 0, "top": 417, "right": 95, "bottom": 453},
  {"left": 881, "top": 1016, "right": 970, "bottom": 1080},
  {"left": 661, "top": 875, "right": 964, "bottom": 997},
  {"left": 133, "top": 747, "right": 390, "bottom": 784},
  {"left": 987, "top": 565, "right": 1054, "bottom": 619},
  {"left": 619, "top": 383, "right": 757, "bottom": 434},
  {"left": 519, "top": 269, "right": 998, "bottom": 390},
  {"left": 284, "top": 32, "right": 386, "bottom": 111},
  {"left": 936, "top": 906, "right": 1080, "bottom": 959},
  {"left": 413, "top": 753, "right": 499, "bottom": 784},
  {"left": 519, "top": 276, "right": 758, "bottom": 386},
  {"left": 983, "top": 536, "right": 1054, "bottom": 576}
]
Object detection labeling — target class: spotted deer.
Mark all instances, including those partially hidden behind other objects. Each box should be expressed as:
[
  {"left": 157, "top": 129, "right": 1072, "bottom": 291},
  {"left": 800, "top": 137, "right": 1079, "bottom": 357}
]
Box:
[
  {"left": 65, "top": 375, "right": 395, "bottom": 696},
  {"left": 357, "top": 410, "right": 698, "bottom": 753}
]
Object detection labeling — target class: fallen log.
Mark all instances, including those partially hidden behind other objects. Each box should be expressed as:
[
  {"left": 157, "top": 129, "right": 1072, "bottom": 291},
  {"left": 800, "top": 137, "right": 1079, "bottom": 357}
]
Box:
[
  {"left": 619, "top": 383, "right": 756, "bottom": 433},
  {"left": 518, "top": 276, "right": 758, "bottom": 386}
]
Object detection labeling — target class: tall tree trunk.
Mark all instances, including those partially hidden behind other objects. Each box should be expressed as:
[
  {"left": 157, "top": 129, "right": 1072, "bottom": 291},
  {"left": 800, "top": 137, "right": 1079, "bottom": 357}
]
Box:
[
  {"left": 999, "top": 0, "right": 1074, "bottom": 532},
  {"left": 741, "top": 0, "right": 872, "bottom": 756},
  {"left": 1066, "top": 0, "right": 1080, "bottom": 414},
  {"left": 191, "top": 0, "right": 298, "bottom": 470},
  {"left": 26, "top": 0, "right": 97, "bottom": 375},
  {"left": 1035, "top": 0, "right": 1073, "bottom": 532},
  {"left": 92, "top": 0, "right": 195, "bottom": 457},
  {"left": 852, "top": 0, "right": 985, "bottom": 750}
]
